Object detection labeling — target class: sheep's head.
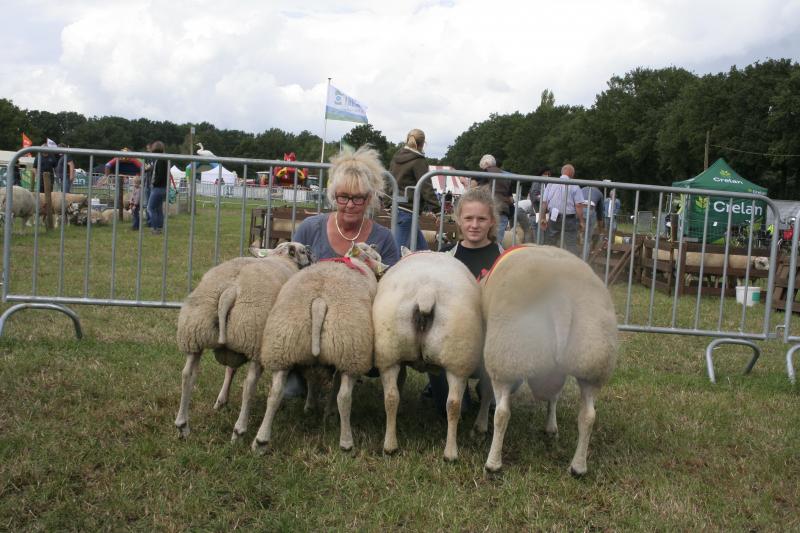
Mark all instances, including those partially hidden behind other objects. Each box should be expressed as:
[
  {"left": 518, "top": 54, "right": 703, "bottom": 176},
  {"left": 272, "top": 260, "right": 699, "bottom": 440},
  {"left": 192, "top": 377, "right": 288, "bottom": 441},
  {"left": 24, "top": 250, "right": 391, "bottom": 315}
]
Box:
[
  {"left": 271, "top": 241, "right": 314, "bottom": 268},
  {"left": 346, "top": 242, "right": 387, "bottom": 277}
]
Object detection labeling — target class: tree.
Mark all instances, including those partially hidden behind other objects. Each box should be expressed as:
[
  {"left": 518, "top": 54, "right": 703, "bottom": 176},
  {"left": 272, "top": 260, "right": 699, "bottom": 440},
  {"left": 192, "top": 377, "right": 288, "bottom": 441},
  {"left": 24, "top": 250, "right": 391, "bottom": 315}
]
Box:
[
  {"left": 341, "top": 124, "right": 390, "bottom": 164},
  {"left": 0, "top": 99, "right": 29, "bottom": 150}
]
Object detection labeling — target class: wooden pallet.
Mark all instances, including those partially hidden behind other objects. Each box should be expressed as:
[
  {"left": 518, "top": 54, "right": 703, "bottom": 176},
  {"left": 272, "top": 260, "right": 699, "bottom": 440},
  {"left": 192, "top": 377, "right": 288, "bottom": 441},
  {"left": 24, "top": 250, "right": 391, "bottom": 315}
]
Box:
[
  {"left": 772, "top": 256, "right": 800, "bottom": 313},
  {"left": 590, "top": 240, "right": 639, "bottom": 285}
]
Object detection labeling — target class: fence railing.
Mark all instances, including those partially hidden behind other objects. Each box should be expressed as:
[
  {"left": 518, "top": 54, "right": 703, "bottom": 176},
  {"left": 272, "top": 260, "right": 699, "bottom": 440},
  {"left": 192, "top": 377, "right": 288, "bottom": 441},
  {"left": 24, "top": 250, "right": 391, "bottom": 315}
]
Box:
[{"left": 3, "top": 148, "right": 798, "bottom": 384}]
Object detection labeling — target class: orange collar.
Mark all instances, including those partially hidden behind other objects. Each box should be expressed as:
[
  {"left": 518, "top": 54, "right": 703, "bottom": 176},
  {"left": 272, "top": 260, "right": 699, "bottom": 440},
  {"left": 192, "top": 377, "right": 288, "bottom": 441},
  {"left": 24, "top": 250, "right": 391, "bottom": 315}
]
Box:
[
  {"left": 478, "top": 245, "right": 527, "bottom": 282},
  {"left": 319, "top": 257, "right": 367, "bottom": 276}
]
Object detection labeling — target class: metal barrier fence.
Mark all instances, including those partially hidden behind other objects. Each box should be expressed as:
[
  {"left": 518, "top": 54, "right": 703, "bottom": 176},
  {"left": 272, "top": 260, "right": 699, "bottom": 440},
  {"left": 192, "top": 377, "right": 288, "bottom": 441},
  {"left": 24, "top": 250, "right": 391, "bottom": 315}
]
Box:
[
  {"left": 3, "top": 148, "right": 798, "bottom": 384},
  {"left": 1, "top": 146, "right": 398, "bottom": 335},
  {"left": 409, "top": 168, "right": 799, "bottom": 383}
]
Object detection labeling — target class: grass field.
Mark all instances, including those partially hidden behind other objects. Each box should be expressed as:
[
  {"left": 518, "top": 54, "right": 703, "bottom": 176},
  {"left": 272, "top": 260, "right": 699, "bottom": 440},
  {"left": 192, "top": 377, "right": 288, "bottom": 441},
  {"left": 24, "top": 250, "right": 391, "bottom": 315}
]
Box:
[{"left": 1, "top": 204, "right": 799, "bottom": 531}]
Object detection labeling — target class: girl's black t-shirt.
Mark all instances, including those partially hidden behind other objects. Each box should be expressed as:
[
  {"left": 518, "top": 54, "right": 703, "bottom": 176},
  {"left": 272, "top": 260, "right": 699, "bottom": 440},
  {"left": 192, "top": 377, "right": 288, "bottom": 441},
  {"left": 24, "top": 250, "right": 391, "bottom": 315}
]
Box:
[{"left": 441, "top": 241, "right": 502, "bottom": 278}]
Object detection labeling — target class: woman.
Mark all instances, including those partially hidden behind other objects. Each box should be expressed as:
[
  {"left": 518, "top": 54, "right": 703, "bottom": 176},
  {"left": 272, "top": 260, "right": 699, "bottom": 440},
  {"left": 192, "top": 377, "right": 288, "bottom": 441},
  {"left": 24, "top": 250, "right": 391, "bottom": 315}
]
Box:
[
  {"left": 292, "top": 145, "right": 399, "bottom": 265},
  {"left": 388, "top": 128, "right": 439, "bottom": 251},
  {"left": 146, "top": 141, "right": 167, "bottom": 235},
  {"left": 426, "top": 187, "right": 503, "bottom": 415}
]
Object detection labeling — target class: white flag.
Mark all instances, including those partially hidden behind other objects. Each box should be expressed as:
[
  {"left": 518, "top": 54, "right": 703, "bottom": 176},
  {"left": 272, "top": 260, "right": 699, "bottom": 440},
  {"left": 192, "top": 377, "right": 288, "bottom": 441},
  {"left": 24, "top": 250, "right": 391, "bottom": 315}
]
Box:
[
  {"left": 46, "top": 138, "right": 57, "bottom": 147},
  {"left": 325, "top": 85, "right": 368, "bottom": 123}
]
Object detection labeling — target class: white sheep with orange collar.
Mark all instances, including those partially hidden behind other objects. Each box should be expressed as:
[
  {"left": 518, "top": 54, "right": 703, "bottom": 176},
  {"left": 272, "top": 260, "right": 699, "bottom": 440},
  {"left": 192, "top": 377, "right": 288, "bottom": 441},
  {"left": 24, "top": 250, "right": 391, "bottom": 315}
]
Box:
[{"left": 479, "top": 244, "right": 618, "bottom": 476}]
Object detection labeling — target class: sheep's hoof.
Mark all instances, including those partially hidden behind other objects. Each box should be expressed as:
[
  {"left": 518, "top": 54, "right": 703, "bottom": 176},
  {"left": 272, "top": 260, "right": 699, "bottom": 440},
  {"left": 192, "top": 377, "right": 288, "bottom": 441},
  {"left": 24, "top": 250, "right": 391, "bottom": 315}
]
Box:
[
  {"left": 175, "top": 422, "right": 190, "bottom": 439},
  {"left": 484, "top": 462, "right": 502, "bottom": 474},
  {"left": 340, "top": 441, "right": 354, "bottom": 452},
  {"left": 251, "top": 438, "right": 269, "bottom": 456},
  {"left": 231, "top": 428, "right": 245, "bottom": 443},
  {"left": 469, "top": 426, "right": 488, "bottom": 440},
  {"left": 213, "top": 399, "right": 227, "bottom": 410},
  {"left": 383, "top": 446, "right": 399, "bottom": 456},
  {"left": 569, "top": 464, "right": 587, "bottom": 478},
  {"left": 443, "top": 452, "right": 458, "bottom": 463}
]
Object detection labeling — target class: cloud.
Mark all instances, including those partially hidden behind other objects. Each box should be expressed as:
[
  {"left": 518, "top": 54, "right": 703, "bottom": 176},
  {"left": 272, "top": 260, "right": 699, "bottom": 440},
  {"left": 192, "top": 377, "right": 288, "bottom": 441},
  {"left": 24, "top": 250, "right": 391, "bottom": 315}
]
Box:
[{"left": 1, "top": 0, "right": 798, "bottom": 157}]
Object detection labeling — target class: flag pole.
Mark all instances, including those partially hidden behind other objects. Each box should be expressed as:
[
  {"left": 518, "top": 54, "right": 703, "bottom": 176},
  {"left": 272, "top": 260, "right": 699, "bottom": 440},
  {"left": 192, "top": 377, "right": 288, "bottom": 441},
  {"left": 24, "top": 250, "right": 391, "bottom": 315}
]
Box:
[
  {"left": 318, "top": 77, "right": 331, "bottom": 210},
  {"left": 320, "top": 77, "right": 331, "bottom": 165}
]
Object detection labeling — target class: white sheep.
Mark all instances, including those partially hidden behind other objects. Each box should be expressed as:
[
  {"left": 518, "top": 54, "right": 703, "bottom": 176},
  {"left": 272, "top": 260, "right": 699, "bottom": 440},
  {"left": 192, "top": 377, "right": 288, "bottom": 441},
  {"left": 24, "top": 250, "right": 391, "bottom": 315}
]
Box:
[
  {"left": 0, "top": 186, "right": 36, "bottom": 233},
  {"left": 372, "top": 250, "right": 484, "bottom": 461},
  {"left": 480, "top": 244, "right": 618, "bottom": 476},
  {"left": 174, "top": 242, "right": 312, "bottom": 438},
  {"left": 220, "top": 244, "right": 314, "bottom": 442},
  {"left": 251, "top": 242, "right": 386, "bottom": 454}
]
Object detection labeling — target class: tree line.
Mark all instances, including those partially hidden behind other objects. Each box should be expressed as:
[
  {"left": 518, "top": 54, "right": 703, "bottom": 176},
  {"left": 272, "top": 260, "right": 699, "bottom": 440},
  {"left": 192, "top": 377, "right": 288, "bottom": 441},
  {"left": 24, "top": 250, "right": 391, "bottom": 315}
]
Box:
[
  {"left": 2, "top": 58, "right": 798, "bottom": 197},
  {"left": 445, "top": 59, "right": 800, "bottom": 199}
]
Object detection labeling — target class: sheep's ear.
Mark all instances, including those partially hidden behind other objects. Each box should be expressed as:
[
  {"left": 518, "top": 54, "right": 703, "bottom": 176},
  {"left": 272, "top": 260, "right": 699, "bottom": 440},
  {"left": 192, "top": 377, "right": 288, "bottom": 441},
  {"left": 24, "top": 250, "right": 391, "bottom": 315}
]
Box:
[
  {"left": 347, "top": 242, "right": 360, "bottom": 257},
  {"left": 400, "top": 246, "right": 412, "bottom": 257}
]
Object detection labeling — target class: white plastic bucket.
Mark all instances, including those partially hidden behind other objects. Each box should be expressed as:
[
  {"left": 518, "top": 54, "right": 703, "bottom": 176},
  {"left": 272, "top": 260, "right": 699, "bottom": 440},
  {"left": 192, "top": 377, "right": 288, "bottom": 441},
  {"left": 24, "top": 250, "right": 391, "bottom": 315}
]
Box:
[{"left": 736, "top": 286, "right": 761, "bottom": 306}]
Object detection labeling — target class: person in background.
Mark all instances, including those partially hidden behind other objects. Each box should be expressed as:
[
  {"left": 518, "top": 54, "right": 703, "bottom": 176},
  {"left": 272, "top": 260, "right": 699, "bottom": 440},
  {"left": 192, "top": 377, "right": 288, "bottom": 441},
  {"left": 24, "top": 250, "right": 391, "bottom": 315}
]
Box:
[
  {"left": 388, "top": 128, "right": 439, "bottom": 251},
  {"left": 529, "top": 166, "right": 552, "bottom": 242},
  {"left": 604, "top": 192, "right": 621, "bottom": 235},
  {"left": 129, "top": 176, "right": 142, "bottom": 231},
  {"left": 539, "top": 163, "right": 585, "bottom": 255},
  {"left": 581, "top": 183, "right": 605, "bottom": 256},
  {"left": 425, "top": 187, "right": 504, "bottom": 416},
  {"left": 55, "top": 144, "right": 75, "bottom": 193},
  {"left": 33, "top": 143, "right": 58, "bottom": 192},
  {"left": 471, "top": 154, "right": 513, "bottom": 245},
  {"left": 146, "top": 141, "right": 167, "bottom": 235}
]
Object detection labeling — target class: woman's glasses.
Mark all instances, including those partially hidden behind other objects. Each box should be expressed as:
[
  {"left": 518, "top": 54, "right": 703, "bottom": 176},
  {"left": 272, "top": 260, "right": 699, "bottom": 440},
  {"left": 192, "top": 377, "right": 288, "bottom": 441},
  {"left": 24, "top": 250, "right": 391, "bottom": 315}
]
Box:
[{"left": 335, "top": 194, "right": 368, "bottom": 206}]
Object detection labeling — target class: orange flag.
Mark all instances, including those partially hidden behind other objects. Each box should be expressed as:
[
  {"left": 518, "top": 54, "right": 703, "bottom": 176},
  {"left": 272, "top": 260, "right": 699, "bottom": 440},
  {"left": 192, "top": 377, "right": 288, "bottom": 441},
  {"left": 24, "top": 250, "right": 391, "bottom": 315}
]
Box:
[{"left": 21, "top": 132, "right": 32, "bottom": 148}]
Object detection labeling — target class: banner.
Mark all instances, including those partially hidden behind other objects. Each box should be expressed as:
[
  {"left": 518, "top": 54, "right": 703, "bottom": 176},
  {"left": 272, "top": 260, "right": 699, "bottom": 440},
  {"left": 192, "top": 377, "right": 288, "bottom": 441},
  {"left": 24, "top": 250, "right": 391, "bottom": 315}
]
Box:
[{"left": 325, "top": 84, "right": 368, "bottom": 123}]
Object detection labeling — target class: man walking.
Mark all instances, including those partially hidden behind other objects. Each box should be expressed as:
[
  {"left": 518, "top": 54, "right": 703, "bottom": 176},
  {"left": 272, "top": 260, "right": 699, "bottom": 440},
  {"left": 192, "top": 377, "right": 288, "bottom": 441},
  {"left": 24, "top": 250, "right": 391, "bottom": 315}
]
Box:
[{"left": 539, "top": 163, "right": 585, "bottom": 256}]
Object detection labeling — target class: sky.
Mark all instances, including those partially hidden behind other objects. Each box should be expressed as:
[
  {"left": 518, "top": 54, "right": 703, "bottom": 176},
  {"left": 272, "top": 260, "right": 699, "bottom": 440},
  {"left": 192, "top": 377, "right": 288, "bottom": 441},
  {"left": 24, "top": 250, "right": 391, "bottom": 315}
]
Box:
[{"left": 2, "top": 0, "right": 799, "bottom": 158}]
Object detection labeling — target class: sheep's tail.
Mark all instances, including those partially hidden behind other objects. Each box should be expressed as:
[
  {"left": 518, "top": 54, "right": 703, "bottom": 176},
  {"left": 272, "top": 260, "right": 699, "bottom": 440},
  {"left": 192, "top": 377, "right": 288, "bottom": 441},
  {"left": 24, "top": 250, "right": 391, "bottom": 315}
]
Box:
[
  {"left": 412, "top": 289, "right": 436, "bottom": 334},
  {"left": 311, "top": 298, "right": 327, "bottom": 357},
  {"left": 217, "top": 285, "right": 238, "bottom": 345}
]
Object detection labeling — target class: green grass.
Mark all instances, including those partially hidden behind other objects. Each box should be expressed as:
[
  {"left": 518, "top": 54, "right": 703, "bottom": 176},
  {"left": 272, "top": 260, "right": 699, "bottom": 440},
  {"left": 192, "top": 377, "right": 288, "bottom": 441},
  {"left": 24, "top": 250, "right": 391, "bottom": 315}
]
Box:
[{"left": 1, "top": 205, "right": 799, "bottom": 530}]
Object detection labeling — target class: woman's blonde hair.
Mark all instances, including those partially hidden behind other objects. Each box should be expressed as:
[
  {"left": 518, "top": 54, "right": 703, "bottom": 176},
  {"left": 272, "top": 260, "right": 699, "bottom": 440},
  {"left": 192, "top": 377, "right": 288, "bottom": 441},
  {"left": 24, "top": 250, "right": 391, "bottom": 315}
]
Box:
[
  {"left": 405, "top": 129, "right": 425, "bottom": 152},
  {"left": 326, "top": 145, "right": 386, "bottom": 210},
  {"left": 454, "top": 187, "right": 500, "bottom": 242}
]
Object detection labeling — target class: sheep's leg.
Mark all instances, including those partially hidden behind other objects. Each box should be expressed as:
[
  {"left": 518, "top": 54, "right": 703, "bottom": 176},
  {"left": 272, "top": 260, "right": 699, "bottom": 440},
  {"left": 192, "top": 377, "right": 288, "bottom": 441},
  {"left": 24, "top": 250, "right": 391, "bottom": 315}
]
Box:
[
  {"left": 175, "top": 352, "right": 202, "bottom": 438},
  {"left": 545, "top": 397, "right": 559, "bottom": 436},
  {"left": 324, "top": 371, "right": 341, "bottom": 422},
  {"left": 304, "top": 369, "right": 319, "bottom": 414},
  {"left": 472, "top": 367, "right": 494, "bottom": 437},
  {"left": 231, "top": 361, "right": 262, "bottom": 442},
  {"left": 213, "top": 366, "right": 237, "bottom": 410},
  {"left": 380, "top": 364, "right": 401, "bottom": 455},
  {"left": 251, "top": 369, "right": 288, "bottom": 455},
  {"left": 443, "top": 371, "right": 467, "bottom": 461},
  {"left": 337, "top": 372, "right": 356, "bottom": 451},
  {"left": 569, "top": 380, "right": 598, "bottom": 477},
  {"left": 484, "top": 380, "right": 513, "bottom": 472}
]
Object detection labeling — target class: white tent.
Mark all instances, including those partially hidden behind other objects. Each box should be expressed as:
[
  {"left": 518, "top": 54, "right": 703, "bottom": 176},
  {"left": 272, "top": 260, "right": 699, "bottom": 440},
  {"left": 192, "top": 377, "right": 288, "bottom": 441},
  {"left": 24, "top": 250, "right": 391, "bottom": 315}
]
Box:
[
  {"left": 0, "top": 150, "right": 34, "bottom": 167},
  {"left": 200, "top": 164, "right": 236, "bottom": 185},
  {"left": 170, "top": 165, "right": 185, "bottom": 180}
]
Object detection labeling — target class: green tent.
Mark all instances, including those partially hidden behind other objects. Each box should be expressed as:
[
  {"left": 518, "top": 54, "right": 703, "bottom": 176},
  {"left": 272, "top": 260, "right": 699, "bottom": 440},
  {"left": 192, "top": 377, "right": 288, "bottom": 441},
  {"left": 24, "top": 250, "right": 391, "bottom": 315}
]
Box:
[{"left": 672, "top": 158, "right": 768, "bottom": 242}]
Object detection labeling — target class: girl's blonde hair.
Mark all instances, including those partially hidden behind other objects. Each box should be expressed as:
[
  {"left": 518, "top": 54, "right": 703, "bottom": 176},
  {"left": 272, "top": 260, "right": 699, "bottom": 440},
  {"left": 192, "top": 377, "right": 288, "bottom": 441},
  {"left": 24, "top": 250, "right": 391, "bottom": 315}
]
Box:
[
  {"left": 454, "top": 187, "right": 500, "bottom": 242},
  {"left": 326, "top": 145, "right": 386, "bottom": 211}
]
